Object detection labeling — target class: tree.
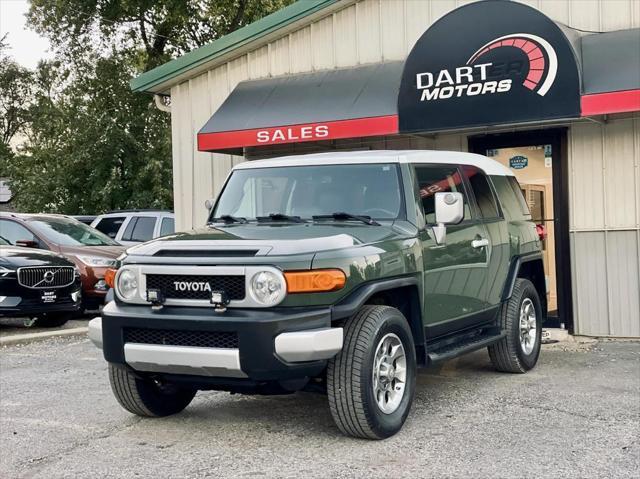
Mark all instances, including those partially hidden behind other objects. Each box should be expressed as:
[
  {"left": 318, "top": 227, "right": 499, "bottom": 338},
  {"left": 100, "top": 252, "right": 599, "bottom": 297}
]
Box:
[
  {"left": 0, "top": 37, "right": 33, "bottom": 176},
  {"left": 6, "top": 0, "right": 292, "bottom": 213}
]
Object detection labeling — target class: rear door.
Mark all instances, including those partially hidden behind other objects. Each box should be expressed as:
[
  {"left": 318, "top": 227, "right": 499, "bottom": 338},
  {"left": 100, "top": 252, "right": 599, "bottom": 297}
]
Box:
[
  {"left": 414, "top": 164, "right": 492, "bottom": 338},
  {"left": 461, "top": 166, "right": 510, "bottom": 309}
]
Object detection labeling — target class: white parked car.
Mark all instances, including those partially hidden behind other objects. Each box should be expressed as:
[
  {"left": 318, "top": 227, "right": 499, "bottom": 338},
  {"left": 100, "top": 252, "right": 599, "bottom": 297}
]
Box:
[{"left": 91, "top": 210, "right": 175, "bottom": 247}]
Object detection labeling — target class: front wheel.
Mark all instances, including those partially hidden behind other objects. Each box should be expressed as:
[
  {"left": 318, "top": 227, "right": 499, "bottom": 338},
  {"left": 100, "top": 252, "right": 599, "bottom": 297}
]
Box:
[
  {"left": 108, "top": 364, "right": 196, "bottom": 417},
  {"left": 488, "top": 278, "right": 543, "bottom": 373},
  {"left": 327, "top": 305, "right": 416, "bottom": 439}
]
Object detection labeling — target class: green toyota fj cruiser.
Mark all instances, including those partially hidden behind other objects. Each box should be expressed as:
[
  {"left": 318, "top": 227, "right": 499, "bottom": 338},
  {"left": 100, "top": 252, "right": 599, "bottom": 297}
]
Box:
[{"left": 89, "top": 150, "right": 546, "bottom": 439}]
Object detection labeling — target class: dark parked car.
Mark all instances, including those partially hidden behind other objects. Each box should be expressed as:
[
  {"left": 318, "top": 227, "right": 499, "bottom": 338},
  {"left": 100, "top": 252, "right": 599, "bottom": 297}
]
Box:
[
  {"left": 0, "top": 213, "right": 125, "bottom": 311},
  {"left": 0, "top": 237, "right": 82, "bottom": 327}
]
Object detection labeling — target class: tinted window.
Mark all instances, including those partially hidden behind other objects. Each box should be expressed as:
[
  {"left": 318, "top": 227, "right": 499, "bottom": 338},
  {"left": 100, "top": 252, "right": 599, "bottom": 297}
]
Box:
[
  {"left": 28, "top": 217, "right": 117, "bottom": 246},
  {"left": 507, "top": 176, "right": 531, "bottom": 215},
  {"left": 122, "top": 217, "right": 156, "bottom": 242},
  {"left": 94, "top": 216, "right": 125, "bottom": 239},
  {"left": 0, "top": 220, "right": 36, "bottom": 245},
  {"left": 414, "top": 165, "right": 471, "bottom": 224},
  {"left": 463, "top": 166, "right": 500, "bottom": 219},
  {"left": 213, "top": 164, "right": 402, "bottom": 220},
  {"left": 160, "top": 217, "right": 175, "bottom": 236}
]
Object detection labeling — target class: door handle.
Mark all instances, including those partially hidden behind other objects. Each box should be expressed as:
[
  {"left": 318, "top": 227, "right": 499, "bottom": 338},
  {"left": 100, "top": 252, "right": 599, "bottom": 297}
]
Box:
[{"left": 471, "top": 238, "right": 489, "bottom": 249}]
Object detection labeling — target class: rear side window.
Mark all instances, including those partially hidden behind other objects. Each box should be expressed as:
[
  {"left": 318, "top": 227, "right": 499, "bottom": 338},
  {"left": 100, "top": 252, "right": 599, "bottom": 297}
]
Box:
[
  {"left": 414, "top": 165, "right": 472, "bottom": 224},
  {"left": 507, "top": 176, "right": 531, "bottom": 215},
  {"left": 94, "top": 216, "right": 125, "bottom": 239},
  {"left": 159, "top": 217, "right": 175, "bottom": 236},
  {"left": 122, "top": 216, "right": 156, "bottom": 242},
  {"left": 463, "top": 165, "right": 500, "bottom": 219}
]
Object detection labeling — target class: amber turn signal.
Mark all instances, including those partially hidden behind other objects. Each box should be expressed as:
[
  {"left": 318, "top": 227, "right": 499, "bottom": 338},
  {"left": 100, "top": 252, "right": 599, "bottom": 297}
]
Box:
[
  {"left": 104, "top": 268, "right": 118, "bottom": 289},
  {"left": 284, "top": 269, "right": 346, "bottom": 293}
]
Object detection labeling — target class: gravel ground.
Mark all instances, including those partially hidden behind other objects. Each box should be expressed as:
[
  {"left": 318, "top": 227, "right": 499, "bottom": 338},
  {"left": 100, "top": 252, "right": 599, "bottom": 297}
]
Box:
[{"left": 0, "top": 337, "right": 638, "bottom": 479}]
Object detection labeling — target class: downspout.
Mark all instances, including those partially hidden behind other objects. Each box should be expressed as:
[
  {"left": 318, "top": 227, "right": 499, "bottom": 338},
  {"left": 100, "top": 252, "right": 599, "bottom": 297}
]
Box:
[{"left": 154, "top": 94, "right": 171, "bottom": 113}]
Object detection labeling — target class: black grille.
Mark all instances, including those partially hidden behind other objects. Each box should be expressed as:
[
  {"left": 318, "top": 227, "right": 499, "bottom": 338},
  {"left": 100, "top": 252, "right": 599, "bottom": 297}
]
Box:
[
  {"left": 145, "top": 274, "right": 245, "bottom": 301},
  {"left": 124, "top": 328, "right": 239, "bottom": 349},
  {"left": 17, "top": 266, "right": 75, "bottom": 289}
]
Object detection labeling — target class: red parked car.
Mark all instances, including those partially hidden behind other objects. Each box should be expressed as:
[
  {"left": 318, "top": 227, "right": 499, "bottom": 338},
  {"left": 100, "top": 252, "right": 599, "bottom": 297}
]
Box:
[{"left": 0, "top": 213, "right": 125, "bottom": 311}]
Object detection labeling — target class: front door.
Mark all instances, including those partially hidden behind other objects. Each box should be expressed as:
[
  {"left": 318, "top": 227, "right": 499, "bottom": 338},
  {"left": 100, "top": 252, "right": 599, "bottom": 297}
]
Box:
[{"left": 413, "top": 164, "right": 492, "bottom": 338}]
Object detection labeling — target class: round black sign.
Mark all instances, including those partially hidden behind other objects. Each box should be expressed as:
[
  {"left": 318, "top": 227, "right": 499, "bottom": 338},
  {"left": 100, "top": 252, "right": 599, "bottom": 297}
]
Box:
[{"left": 398, "top": 0, "right": 581, "bottom": 133}]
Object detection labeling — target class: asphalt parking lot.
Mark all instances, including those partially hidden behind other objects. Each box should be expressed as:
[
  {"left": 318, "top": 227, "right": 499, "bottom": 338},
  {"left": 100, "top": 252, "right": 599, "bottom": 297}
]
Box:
[{"left": 0, "top": 335, "right": 638, "bottom": 479}]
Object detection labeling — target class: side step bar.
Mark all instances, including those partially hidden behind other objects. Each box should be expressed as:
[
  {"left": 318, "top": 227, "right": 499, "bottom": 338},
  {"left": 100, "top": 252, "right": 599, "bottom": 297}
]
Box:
[{"left": 427, "top": 329, "right": 506, "bottom": 363}]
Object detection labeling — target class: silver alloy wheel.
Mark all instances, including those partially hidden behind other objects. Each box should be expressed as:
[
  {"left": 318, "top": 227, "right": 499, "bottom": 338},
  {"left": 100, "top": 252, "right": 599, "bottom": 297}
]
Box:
[
  {"left": 372, "top": 333, "right": 407, "bottom": 414},
  {"left": 519, "top": 298, "right": 537, "bottom": 355}
]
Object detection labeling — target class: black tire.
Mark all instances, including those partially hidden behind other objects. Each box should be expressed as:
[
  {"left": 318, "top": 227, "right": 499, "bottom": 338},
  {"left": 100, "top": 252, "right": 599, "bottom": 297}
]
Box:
[
  {"left": 327, "top": 305, "right": 416, "bottom": 440},
  {"left": 30, "top": 313, "right": 71, "bottom": 328},
  {"left": 488, "top": 278, "right": 542, "bottom": 373},
  {"left": 108, "top": 363, "right": 196, "bottom": 417}
]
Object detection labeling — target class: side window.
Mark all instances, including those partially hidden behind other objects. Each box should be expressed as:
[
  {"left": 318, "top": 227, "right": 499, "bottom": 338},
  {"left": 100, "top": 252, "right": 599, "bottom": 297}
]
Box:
[
  {"left": 463, "top": 165, "right": 500, "bottom": 219},
  {"left": 0, "top": 219, "right": 36, "bottom": 245},
  {"left": 159, "top": 217, "right": 175, "bottom": 236},
  {"left": 122, "top": 217, "right": 156, "bottom": 242},
  {"left": 94, "top": 216, "right": 125, "bottom": 239},
  {"left": 414, "top": 165, "right": 472, "bottom": 224},
  {"left": 507, "top": 176, "right": 531, "bottom": 216}
]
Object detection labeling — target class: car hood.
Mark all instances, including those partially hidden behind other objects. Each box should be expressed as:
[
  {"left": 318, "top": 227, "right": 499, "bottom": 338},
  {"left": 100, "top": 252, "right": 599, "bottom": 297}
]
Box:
[
  {"left": 0, "top": 246, "right": 74, "bottom": 268},
  {"left": 126, "top": 222, "right": 408, "bottom": 257},
  {"left": 58, "top": 245, "right": 125, "bottom": 259}
]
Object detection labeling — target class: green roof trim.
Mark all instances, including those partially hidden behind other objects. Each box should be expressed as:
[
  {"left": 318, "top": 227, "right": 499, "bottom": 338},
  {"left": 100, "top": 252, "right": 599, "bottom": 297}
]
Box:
[{"left": 131, "top": 0, "right": 339, "bottom": 93}]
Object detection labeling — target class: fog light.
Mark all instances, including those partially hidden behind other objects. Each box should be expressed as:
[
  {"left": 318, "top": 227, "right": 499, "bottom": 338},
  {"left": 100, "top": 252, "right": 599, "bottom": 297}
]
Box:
[
  {"left": 146, "top": 289, "right": 163, "bottom": 304},
  {"left": 94, "top": 279, "right": 108, "bottom": 291},
  {"left": 71, "top": 290, "right": 81, "bottom": 302}
]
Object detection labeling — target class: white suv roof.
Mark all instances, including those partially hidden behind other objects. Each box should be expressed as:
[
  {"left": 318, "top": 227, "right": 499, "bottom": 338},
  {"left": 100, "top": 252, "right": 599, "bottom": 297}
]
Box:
[{"left": 233, "top": 150, "right": 514, "bottom": 177}]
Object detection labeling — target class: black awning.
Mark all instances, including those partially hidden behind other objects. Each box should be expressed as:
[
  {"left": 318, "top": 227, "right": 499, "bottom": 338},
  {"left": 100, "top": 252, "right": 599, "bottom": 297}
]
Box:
[
  {"left": 581, "top": 28, "right": 640, "bottom": 95},
  {"left": 197, "top": 62, "right": 402, "bottom": 153}
]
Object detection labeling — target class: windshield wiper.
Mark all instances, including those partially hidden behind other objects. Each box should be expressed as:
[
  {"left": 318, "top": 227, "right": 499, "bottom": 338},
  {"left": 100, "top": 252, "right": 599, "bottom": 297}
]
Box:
[
  {"left": 209, "top": 215, "right": 247, "bottom": 224},
  {"left": 313, "top": 212, "right": 380, "bottom": 226},
  {"left": 256, "top": 213, "right": 305, "bottom": 223}
]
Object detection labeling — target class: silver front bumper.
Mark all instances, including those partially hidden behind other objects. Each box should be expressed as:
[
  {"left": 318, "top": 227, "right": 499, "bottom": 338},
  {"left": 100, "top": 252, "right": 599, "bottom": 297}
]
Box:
[
  {"left": 275, "top": 328, "right": 343, "bottom": 362},
  {"left": 124, "top": 343, "right": 247, "bottom": 378},
  {"left": 88, "top": 317, "right": 103, "bottom": 349}
]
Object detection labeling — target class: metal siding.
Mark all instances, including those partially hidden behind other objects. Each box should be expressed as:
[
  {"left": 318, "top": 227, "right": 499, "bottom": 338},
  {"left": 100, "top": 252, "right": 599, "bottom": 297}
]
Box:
[
  {"left": 571, "top": 232, "right": 610, "bottom": 336},
  {"left": 605, "top": 230, "right": 640, "bottom": 337},
  {"left": 290, "top": 26, "right": 313, "bottom": 73},
  {"left": 380, "top": 0, "right": 406, "bottom": 60},
  {"left": 270, "top": 36, "right": 291, "bottom": 76},
  {"left": 570, "top": 118, "right": 640, "bottom": 337},
  {"left": 404, "top": 0, "right": 431, "bottom": 51},
  {"left": 334, "top": 5, "right": 358, "bottom": 67},
  {"left": 604, "top": 120, "right": 638, "bottom": 229},
  {"left": 310, "top": 14, "right": 334, "bottom": 70},
  {"left": 569, "top": 123, "right": 605, "bottom": 230},
  {"left": 569, "top": 0, "right": 602, "bottom": 31},
  {"left": 356, "top": 0, "right": 382, "bottom": 64},
  {"left": 190, "top": 73, "right": 213, "bottom": 228}
]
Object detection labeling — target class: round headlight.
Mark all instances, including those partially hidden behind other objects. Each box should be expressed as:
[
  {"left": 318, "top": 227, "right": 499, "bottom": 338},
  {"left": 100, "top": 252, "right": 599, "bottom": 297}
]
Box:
[
  {"left": 249, "top": 270, "right": 285, "bottom": 306},
  {"left": 117, "top": 269, "right": 139, "bottom": 300}
]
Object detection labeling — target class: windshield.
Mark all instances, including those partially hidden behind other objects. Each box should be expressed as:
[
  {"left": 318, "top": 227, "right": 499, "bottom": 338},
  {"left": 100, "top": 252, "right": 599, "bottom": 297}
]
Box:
[
  {"left": 28, "top": 217, "right": 118, "bottom": 247},
  {"left": 212, "top": 164, "right": 403, "bottom": 221}
]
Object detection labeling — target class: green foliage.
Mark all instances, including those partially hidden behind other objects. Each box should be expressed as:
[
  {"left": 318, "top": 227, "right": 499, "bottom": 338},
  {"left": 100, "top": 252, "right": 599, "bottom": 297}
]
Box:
[{"left": 6, "top": 0, "right": 292, "bottom": 214}]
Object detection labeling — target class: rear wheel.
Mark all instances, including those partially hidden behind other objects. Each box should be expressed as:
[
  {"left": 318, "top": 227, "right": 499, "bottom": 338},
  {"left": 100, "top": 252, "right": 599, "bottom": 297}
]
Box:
[
  {"left": 488, "top": 278, "right": 542, "bottom": 373},
  {"left": 108, "top": 364, "right": 196, "bottom": 417},
  {"left": 327, "top": 305, "right": 416, "bottom": 439}
]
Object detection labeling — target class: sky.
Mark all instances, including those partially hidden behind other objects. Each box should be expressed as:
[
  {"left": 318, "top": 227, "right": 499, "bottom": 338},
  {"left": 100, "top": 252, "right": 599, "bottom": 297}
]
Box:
[{"left": 0, "top": 0, "right": 53, "bottom": 69}]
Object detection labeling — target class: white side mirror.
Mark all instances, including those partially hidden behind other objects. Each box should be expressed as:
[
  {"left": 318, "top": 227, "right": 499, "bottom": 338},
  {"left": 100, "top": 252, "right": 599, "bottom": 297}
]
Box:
[
  {"left": 204, "top": 199, "right": 214, "bottom": 210},
  {"left": 432, "top": 192, "right": 464, "bottom": 245}
]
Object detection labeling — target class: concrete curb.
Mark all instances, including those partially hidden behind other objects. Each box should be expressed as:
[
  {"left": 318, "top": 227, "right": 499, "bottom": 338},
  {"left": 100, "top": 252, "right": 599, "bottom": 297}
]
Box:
[{"left": 0, "top": 327, "right": 88, "bottom": 346}]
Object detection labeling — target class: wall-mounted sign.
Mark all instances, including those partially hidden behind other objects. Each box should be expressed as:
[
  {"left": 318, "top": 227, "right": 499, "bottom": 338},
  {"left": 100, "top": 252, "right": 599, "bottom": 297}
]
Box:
[
  {"left": 509, "top": 155, "right": 529, "bottom": 169},
  {"left": 398, "top": 0, "right": 581, "bottom": 133}
]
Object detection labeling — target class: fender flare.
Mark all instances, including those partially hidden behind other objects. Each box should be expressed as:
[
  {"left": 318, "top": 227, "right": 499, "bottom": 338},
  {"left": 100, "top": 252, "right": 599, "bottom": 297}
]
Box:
[{"left": 501, "top": 252, "right": 544, "bottom": 301}]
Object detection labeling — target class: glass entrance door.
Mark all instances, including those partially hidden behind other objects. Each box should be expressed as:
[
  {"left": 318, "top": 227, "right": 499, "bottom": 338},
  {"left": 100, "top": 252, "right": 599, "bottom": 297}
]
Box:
[{"left": 487, "top": 145, "right": 559, "bottom": 319}]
